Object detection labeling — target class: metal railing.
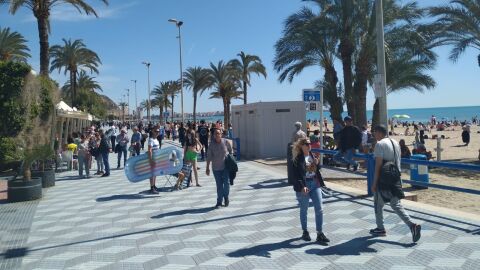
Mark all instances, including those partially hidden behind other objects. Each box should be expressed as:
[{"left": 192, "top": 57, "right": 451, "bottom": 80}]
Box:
[{"left": 311, "top": 148, "right": 480, "bottom": 196}]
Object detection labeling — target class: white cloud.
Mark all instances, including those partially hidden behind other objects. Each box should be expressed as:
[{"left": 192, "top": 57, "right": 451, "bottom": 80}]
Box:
[
  {"left": 209, "top": 47, "right": 216, "bottom": 54},
  {"left": 188, "top": 43, "right": 196, "bottom": 55},
  {"left": 22, "top": 1, "right": 137, "bottom": 23}
]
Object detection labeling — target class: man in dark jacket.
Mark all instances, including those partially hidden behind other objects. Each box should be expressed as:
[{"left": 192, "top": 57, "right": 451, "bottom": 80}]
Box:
[
  {"left": 98, "top": 130, "right": 112, "bottom": 177},
  {"left": 334, "top": 116, "right": 362, "bottom": 171}
]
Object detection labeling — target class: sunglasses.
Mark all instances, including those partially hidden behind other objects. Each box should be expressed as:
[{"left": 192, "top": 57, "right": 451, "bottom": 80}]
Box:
[{"left": 304, "top": 142, "right": 311, "bottom": 146}]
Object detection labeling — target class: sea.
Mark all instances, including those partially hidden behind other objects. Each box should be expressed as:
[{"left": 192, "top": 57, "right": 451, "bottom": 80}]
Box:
[{"left": 172, "top": 105, "right": 480, "bottom": 124}]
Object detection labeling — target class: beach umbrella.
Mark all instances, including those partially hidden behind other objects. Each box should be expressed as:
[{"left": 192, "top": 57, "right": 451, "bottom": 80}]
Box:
[{"left": 392, "top": 114, "right": 410, "bottom": 119}]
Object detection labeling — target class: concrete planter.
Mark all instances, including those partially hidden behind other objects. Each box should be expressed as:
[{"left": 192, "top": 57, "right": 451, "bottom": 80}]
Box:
[
  {"left": 32, "top": 169, "right": 56, "bottom": 188},
  {"left": 7, "top": 177, "right": 42, "bottom": 202}
]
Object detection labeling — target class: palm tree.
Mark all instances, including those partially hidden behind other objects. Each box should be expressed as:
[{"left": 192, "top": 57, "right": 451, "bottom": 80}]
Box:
[
  {"left": 0, "top": 26, "right": 30, "bottom": 62},
  {"left": 152, "top": 83, "right": 171, "bottom": 124},
  {"left": 228, "top": 51, "right": 266, "bottom": 104},
  {"left": 118, "top": 102, "right": 127, "bottom": 123},
  {"left": 167, "top": 80, "right": 181, "bottom": 122},
  {"left": 183, "top": 66, "right": 213, "bottom": 123},
  {"left": 274, "top": 6, "right": 344, "bottom": 121},
  {"left": 207, "top": 60, "right": 242, "bottom": 128},
  {"left": 430, "top": 0, "right": 480, "bottom": 67},
  {"left": 1, "top": 0, "right": 108, "bottom": 76},
  {"left": 50, "top": 38, "right": 101, "bottom": 108},
  {"left": 62, "top": 70, "right": 102, "bottom": 99}
]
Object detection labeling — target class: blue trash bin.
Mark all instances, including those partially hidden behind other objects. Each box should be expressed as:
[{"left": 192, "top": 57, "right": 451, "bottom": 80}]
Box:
[{"left": 410, "top": 154, "right": 429, "bottom": 189}]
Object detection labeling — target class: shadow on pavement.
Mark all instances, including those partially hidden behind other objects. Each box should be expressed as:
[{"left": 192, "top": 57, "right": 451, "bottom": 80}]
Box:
[
  {"left": 55, "top": 175, "right": 85, "bottom": 182},
  {"left": 248, "top": 178, "right": 290, "bottom": 190},
  {"left": 96, "top": 193, "right": 158, "bottom": 202},
  {"left": 305, "top": 236, "right": 415, "bottom": 256},
  {"left": 227, "top": 237, "right": 311, "bottom": 258},
  {"left": 151, "top": 206, "right": 214, "bottom": 219},
  {"left": 1, "top": 247, "right": 28, "bottom": 259}
]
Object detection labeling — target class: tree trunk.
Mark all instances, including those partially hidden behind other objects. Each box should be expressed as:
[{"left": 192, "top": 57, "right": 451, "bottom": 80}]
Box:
[
  {"left": 324, "top": 65, "right": 343, "bottom": 122},
  {"left": 339, "top": 39, "right": 355, "bottom": 122},
  {"left": 160, "top": 106, "right": 164, "bottom": 125},
  {"left": 243, "top": 81, "right": 247, "bottom": 105},
  {"left": 372, "top": 98, "right": 380, "bottom": 130},
  {"left": 171, "top": 96, "right": 174, "bottom": 123},
  {"left": 69, "top": 71, "right": 75, "bottom": 107},
  {"left": 193, "top": 93, "right": 197, "bottom": 124},
  {"left": 37, "top": 15, "right": 50, "bottom": 77},
  {"left": 223, "top": 97, "right": 229, "bottom": 130},
  {"left": 72, "top": 71, "right": 77, "bottom": 108}
]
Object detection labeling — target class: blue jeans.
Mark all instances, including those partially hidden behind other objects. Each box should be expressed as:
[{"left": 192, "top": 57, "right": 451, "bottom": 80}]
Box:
[
  {"left": 296, "top": 179, "right": 323, "bottom": 232},
  {"left": 334, "top": 148, "right": 358, "bottom": 167},
  {"left": 117, "top": 144, "right": 127, "bottom": 167},
  {"left": 101, "top": 152, "right": 110, "bottom": 175},
  {"left": 213, "top": 169, "right": 230, "bottom": 205},
  {"left": 78, "top": 154, "right": 89, "bottom": 177}
]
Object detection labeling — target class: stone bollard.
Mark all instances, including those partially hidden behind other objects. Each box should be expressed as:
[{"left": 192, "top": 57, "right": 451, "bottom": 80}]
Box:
[{"left": 435, "top": 137, "right": 443, "bottom": 161}]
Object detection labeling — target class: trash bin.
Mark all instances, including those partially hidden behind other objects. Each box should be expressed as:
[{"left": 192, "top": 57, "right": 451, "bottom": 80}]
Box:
[{"left": 410, "top": 154, "right": 429, "bottom": 189}]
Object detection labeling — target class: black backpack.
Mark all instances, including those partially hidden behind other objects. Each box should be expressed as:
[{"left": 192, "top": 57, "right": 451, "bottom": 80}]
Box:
[{"left": 378, "top": 139, "right": 405, "bottom": 199}]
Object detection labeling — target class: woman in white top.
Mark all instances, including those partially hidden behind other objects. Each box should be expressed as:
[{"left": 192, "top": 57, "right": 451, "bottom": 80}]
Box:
[{"left": 148, "top": 128, "right": 161, "bottom": 194}]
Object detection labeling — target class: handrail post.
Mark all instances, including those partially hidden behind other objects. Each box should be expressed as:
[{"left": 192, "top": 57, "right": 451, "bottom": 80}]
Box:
[{"left": 367, "top": 153, "right": 375, "bottom": 196}]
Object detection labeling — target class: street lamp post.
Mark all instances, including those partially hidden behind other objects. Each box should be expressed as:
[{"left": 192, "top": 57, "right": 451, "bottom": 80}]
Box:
[
  {"left": 126, "top": 88, "right": 130, "bottom": 124},
  {"left": 375, "top": 0, "right": 388, "bottom": 130},
  {"left": 131, "top": 79, "right": 138, "bottom": 122},
  {"left": 142, "top": 62, "right": 151, "bottom": 123},
  {"left": 168, "top": 18, "right": 185, "bottom": 123}
]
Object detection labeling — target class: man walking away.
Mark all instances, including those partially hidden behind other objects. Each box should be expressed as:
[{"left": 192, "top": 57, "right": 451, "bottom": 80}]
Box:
[
  {"left": 291, "top": 121, "right": 307, "bottom": 143},
  {"left": 370, "top": 125, "right": 421, "bottom": 243},
  {"left": 334, "top": 116, "right": 362, "bottom": 171},
  {"left": 116, "top": 129, "right": 129, "bottom": 168},
  {"left": 108, "top": 123, "right": 117, "bottom": 151},
  {"left": 198, "top": 120, "right": 209, "bottom": 160},
  {"left": 206, "top": 129, "right": 233, "bottom": 209},
  {"left": 131, "top": 127, "right": 141, "bottom": 156},
  {"left": 99, "top": 130, "right": 112, "bottom": 177}
]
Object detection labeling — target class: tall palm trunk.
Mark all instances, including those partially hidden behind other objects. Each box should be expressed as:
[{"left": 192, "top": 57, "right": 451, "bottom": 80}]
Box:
[
  {"left": 325, "top": 66, "right": 343, "bottom": 122},
  {"left": 72, "top": 71, "right": 78, "bottom": 108},
  {"left": 339, "top": 39, "right": 355, "bottom": 121},
  {"left": 223, "top": 96, "right": 229, "bottom": 129},
  {"left": 372, "top": 98, "right": 380, "bottom": 129},
  {"left": 69, "top": 71, "right": 75, "bottom": 107},
  {"left": 159, "top": 106, "right": 164, "bottom": 125},
  {"left": 171, "top": 96, "right": 174, "bottom": 122},
  {"left": 353, "top": 65, "right": 369, "bottom": 128},
  {"left": 193, "top": 93, "right": 198, "bottom": 124},
  {"left": 36, "top": 15, "right": 49, "bottom": 76},
  {"left": 243, "top": 81, "right": 248, "bottom": 105}
]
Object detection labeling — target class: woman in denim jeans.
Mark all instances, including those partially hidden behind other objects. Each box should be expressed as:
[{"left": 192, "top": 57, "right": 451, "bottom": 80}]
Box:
[{"left": 291, "top": 138, "right": 330, "bottom": 244}]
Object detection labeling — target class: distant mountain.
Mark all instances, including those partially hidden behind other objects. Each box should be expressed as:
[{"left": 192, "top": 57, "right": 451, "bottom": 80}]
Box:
[{"left": 99, "top": 94, "right": 119, "bottom": 110}]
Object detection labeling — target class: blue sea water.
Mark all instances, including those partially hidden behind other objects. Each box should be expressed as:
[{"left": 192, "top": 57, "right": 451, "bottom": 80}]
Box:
[
  {"left": 306, "top": 106, "right": 480, "bottom": 123},
  {"left": 174, "top": 105, "right": 480, "bottom": 124}
]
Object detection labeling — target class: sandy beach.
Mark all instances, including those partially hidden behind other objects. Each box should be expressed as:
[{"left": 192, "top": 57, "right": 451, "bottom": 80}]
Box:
[{"left": 309, "top": 123, "right": 480, "bottom": 215}]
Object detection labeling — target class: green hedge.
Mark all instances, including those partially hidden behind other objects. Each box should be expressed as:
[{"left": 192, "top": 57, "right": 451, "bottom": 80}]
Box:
[{"left": 0, "top": 61, "right": 30, "bottom": 137}]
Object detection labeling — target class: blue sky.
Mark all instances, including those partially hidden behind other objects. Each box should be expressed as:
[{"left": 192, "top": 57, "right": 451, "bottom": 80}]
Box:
[{"left": 1, "top": 0, "right": 479, "bottom": 114}]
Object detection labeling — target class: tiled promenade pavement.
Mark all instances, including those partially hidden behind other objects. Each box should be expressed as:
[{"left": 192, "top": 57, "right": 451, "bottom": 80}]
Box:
[{"left": 1, "top": 140, "right": 480, "bottom": 269}]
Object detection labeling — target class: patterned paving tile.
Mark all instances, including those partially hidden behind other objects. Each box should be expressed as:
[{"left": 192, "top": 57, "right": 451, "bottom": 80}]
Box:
[{"left": 1, "top": 141, "right": 479, "bottom": 270}]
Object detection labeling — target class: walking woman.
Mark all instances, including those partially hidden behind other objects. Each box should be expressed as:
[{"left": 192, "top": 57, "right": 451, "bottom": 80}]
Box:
[
  {"left": 148, "top": 128, "right": 161, "bottom": 194},
  {"left": 291, "top": 138, "right": 330, "bottom": 243}
]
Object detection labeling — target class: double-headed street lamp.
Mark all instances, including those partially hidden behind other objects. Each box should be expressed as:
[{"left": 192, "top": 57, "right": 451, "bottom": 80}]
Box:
[
  {"left": 141, "top": 62, "right": 151, "bottom": 123},
  {"left": 168, "top": 18, "right": 185, "bottom": 123}
]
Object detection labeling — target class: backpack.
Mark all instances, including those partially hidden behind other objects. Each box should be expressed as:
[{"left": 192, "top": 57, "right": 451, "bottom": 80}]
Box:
[{"left": 378, "top": 139, "right": 405, "bottom": 200}]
